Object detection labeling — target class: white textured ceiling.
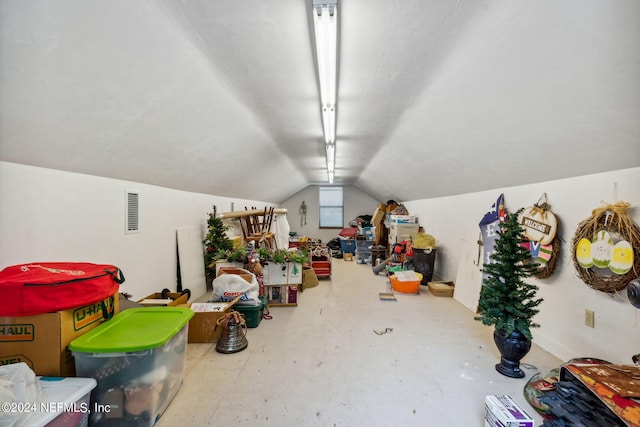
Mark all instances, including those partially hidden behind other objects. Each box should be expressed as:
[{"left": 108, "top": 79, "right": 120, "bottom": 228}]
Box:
[{"left": 1, "top": 0, "right": 639, "bottom": 203}]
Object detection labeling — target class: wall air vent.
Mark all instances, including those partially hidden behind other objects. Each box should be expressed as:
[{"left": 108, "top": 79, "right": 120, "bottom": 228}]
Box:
[{"left": 126, "top": 191, "right": 140, "bottom": 234}]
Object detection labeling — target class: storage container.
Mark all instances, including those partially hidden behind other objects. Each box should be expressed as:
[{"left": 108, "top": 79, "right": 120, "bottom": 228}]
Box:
[
  {"left": 413, "top": 248, "right": 437, "bottom": 285},
  {"left": 371, "top": 246, "right": 387, "bottom": 264},
  {"left": 30, "top": 376, "right": 97, "bottom": 427},
  {"left": 69, "top": 307, "right": 194, "bottom": 427},
  {"left": 355, "top": 240, "right": 373, "bottom": 253},
  {"left": 340, "top": 239, "right": 356, "bottom": 254},
  {"left": 389, "top": 214, "right": 417, "bottom": 224},
  {"left": 233, "top": 296, "right": 266, "bottom": 328},
  {"left": 0, "top": 293, "right": 119, "bottom": 377},
  {"left": 428, "top": 281, "right": 455, "bottom": 297},
  {"left": 390, "top": 271, "right": 422, "bottom": 294}
]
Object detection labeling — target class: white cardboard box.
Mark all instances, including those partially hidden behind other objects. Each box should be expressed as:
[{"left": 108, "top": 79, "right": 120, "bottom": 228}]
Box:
[
  {"left": 485, "top": 395, "right": 534, "bottom": 427},
  {"left": 389, "top": 214, "right": 417, "bottom": 223}
]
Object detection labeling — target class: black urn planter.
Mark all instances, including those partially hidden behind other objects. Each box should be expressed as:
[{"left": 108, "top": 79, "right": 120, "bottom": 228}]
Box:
[{"left": 493, "top": 329, "right": 532, "bottom": 378}]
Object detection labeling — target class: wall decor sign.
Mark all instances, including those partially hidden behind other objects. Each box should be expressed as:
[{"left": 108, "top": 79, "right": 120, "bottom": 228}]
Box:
[
  {"left": 571, "top": 201, "right": 640, "bottom": 293},
  {"left": 518, "top": 193, "right": 557, "bottom": 245},
  {"left": 518, "top": 193, "right": 560, "bottom": 279},
  {"left": 479, "top": 193, "right": 506, "bottom": 284}
]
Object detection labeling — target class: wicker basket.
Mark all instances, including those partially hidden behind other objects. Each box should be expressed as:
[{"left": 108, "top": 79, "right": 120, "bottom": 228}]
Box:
[{"left": 301, "top": 266, "right": 319, "bottom": 291}]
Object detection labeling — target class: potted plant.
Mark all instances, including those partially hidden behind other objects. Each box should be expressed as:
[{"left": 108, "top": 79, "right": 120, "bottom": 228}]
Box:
[
  {"left": 475, "top": 208, "right": 544, "bottom": 378},
  {"left": 226, "top": 246, "right": 248, "bottom": 264},
  {"left": 203, "top": 206, "right": 234, "bottom": 279}
]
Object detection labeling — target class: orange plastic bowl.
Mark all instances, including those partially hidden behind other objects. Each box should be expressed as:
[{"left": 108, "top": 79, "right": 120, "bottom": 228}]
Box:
[{"left": 389, "top": 272, "right": 422, "bottom": 294}]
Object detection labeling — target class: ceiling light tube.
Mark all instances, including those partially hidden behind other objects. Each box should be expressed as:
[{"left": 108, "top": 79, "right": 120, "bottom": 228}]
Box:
[
  {"left": 313, "top": 0, "right": 338, "bottom": 184},
  {"left": 325, "top": 143, "right": 335, "bottom": 165},
  {"left": 313, "top": 1, "right": 337, "bottom": 107},
  {"left": 322, "top": 105, "right": 336, "bottom": 143}
]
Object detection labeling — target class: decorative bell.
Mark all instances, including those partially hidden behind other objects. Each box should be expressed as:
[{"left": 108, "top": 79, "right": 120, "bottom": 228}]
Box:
[{"left": 215, "top": 311, "right": 248, "bottom": 354}]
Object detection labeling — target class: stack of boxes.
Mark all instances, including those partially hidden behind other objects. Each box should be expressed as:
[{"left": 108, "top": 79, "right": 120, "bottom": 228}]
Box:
[
  {"left": 0, "top": 294, "right": 119, "bottom": 377},
  {"left": 387, "top": 215, "right": 419, "bottom": 246}
]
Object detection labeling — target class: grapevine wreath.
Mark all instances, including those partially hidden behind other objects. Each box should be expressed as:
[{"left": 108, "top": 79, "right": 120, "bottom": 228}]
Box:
[{"left": 571, "top": 202, "right": 640, "bottom": 293}]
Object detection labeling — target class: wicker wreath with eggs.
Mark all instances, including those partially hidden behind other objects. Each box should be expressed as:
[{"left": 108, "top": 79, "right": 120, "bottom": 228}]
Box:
[{"left": 571, "top": 202, "right": 640, "bottom": 293}]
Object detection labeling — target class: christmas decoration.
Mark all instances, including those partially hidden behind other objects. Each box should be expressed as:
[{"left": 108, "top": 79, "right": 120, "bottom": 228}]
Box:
[
  {"left": 476, "top": 208, "right": 544, "bottom": 339},
  {"left": 475, "top": 208, "right": 544, "bottom": 378},
  {"left": 203, "top": 206, "right": 234, "bottom": 278}
]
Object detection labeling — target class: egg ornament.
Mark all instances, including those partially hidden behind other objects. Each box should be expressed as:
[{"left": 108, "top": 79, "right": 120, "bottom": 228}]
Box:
[
  {"left": 609, "top": 240, "right": 634, "bottom": 275},
  {"left": 575, "top": 238, "right": 593, "bottom": 268},
  {"left": 591, "top": 230, "right": 614, "bottom": 269}
]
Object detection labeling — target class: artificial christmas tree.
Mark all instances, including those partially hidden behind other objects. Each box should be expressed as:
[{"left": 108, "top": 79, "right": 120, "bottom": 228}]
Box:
[
  {"left": 475, "top": 208, "right": 544, "bottom": 378},
  {"left": 203, "top": 206, "right": 234, "bottom": 278}
]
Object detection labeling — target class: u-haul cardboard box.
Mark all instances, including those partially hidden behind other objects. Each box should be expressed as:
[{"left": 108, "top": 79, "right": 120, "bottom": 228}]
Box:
[{"left": 0, "top": 293, "right": 119, "bottom": 376}]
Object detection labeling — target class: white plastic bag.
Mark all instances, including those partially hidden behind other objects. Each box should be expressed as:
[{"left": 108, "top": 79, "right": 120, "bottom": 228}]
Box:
[
  {"left": 0, "top": 362, "right": 42, "bottom": 427},
  {"left": 212, "top": 270, "right": 260, "bottom": 306}
]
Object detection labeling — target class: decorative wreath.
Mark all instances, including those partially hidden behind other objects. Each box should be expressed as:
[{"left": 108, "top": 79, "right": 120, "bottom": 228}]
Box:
[
  {"left": 534, "top": 238, "right": 561, "bottom": 280},
  {"left": 571, "top": 201, "right": 640, "bottom": 293},
  {"left": 520, "top": 194, "right": 561, "bottom": 279}
]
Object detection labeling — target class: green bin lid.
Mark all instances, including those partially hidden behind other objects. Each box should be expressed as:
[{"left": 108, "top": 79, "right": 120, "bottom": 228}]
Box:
[{"left": 69, "top": 307, "right": 194, "bottom": 353}]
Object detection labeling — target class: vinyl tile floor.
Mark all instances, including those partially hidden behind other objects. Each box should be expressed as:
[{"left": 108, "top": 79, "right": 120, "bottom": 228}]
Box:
[{"left": 156, "top": 258, "right": 562, "bottom": 426}]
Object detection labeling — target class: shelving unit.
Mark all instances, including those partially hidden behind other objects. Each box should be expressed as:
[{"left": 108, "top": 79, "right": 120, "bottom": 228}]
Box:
[
  {"left": 265, "top": 284, "right": 298, "bottom": 307},
  {"left": 262, "top": 262, "right": 302, "bottom": 307}
]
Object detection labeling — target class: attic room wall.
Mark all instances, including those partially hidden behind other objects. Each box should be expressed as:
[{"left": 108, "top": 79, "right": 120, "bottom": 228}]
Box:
[
  {"left": 403, "top": 167, "right": 640, "bottom": 364},
  {"left": 0, "top": 161, "right": 275, "bottom": 300},
  {"left": 280, "top": 185, "right": 379, "bottom": 244}
]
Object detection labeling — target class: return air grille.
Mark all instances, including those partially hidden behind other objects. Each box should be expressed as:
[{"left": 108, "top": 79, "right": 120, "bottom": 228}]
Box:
[{"left": 126, "top": 191, "right": 139, "bottom": 233}]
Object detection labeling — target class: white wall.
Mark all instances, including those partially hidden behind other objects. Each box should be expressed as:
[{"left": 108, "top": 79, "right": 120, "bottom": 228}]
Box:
[
  {"left": 0, "top": 161, "right": 274, "bottom": 300},
  {"left": 404, "top": 167, "right": 640, "bottom": 364},
  {"left": 280, "top": 185, "right": 380, "bottom": 244}
]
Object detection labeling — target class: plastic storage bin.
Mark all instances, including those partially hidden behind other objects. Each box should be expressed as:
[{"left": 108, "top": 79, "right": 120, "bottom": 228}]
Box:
[
  {"left": 234, "top": 296, "right": 266, "bottom": 328},
  {"left": 33, "top": 377, "right": 97, "bottom": 427},
  {"left": 356, "top": 240, "right": 373, "bottom": 264},
  {"left": 340, "top": 239, "right": 356, "bottom": 254},
  {"left": 69, "top": 307, "right": 194, "bottom": 427}
]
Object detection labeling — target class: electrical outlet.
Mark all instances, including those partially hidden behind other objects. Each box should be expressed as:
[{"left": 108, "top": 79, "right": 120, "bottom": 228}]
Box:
[{"left": 585, "top": 309, "right": 595, "bottom": 328}]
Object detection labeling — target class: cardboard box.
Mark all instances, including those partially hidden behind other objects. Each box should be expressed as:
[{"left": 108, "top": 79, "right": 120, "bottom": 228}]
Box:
[
  {"left": 0, "top": 294, "right": 119, "bottom": 376},
  {"left": 180, "top": 295, "right": 241, "bottom": 343},
  {"left": 137, "top": 291, "right": 188, "bottom": 306},
  {"left": 372, "top": 204, "right": 386, "bottom": 225},
  {"left": 389, "top": 214, "right": 417, "bottom": 224},
  {"left": 428, "top": 281, "right": 455, "bottom": 297},
  {"left": 485, "top": 395, "right": 534, "bottom": 427},
  {"left": 217, "top": 267, "right": 253, "bottom": 283},
  {"left": 215, "top": 261, "right": 243, "bottom": 275},
  {"left": 263, "top": 262, "right": 302, "bottom": 285}
]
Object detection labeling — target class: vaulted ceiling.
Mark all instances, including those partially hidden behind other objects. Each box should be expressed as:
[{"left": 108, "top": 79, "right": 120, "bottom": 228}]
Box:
[{"left": 1, "top": 1, "right": 639, "bottom": 204}]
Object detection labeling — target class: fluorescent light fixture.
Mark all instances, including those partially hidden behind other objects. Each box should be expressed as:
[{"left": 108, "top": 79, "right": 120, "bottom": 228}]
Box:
[
  {"left": 313, "top": 0, "right": 338, "bottom": 183},
  {"left": 326, "top": 143, "right": 335, "bottom": 169},
  {"left": 313, "top": 0, "right": 337, "bottom": 107},
  {"left": 322, "top": 105, "right": 335, "bottom": 144}
]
